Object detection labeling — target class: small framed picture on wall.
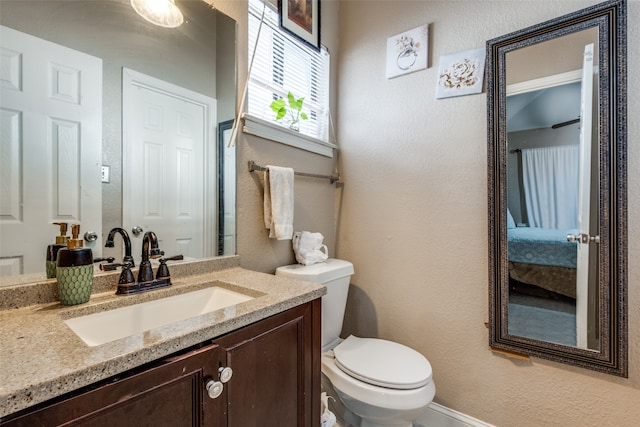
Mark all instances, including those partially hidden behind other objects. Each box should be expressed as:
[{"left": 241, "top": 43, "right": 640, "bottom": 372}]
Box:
[
  {"left": 279, "top": 0, "right": 320, "bottom": 50},
  {"left": 435, "top": 48, "right": 486, "bottom": 99},
  {"left": 386, "top": 24, "right": 429, "bottom": 79}
]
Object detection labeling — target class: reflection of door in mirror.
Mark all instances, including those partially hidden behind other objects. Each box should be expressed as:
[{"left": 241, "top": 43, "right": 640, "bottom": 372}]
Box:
[
  {"left": 218, "top": 120, "right": 236, "bottom": 257},
  {"left": 0, "top": 0, "right": 237, "bottom": 286},
  {"left": 122, "top": 69, "right": 217, "bottom": 264},
  {"left": 576, "top": 43, "right": 597, "bottom": 349},
  {"left": 0, "top": 26, "right": 102, "bottom": 277},
  {"left": 504, "top": 28, "right": 599, "bottom": 350}
]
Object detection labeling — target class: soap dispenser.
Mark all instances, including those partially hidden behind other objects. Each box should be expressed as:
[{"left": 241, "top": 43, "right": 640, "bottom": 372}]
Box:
[
  {"left": 46, "top": 222, "right": 69, "bottom": 279},
  {"left": 56, "top": 224, "right": 94, "bottom": 305}
]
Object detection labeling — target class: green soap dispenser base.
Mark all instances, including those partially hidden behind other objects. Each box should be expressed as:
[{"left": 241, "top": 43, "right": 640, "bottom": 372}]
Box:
[{"left": 56, "top": 247, "right": 93, "bottom": 306}]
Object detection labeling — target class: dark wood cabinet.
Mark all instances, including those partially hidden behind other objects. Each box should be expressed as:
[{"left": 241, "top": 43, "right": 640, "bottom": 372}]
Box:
[
  {"left": 217, "top": 298, "right": 320, "bottom": 427},
  {"left": 2, "top": 300, "right": 320, "bottom": 427},
  {"left": 3, "top": 344, "right": 224, "bottom": 427}
]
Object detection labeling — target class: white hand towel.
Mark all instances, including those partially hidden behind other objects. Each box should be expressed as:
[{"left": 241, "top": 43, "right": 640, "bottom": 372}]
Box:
[{"left": 263, "top": 165, "right": 294, "bottom": 240}]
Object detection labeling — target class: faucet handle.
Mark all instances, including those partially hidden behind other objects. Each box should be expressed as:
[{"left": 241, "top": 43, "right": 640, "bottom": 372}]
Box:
[
  {"left": 118, "top": 263, "right": 135, "bottom": 285},
  {"left": 156, "top": 259, "right": 170, "bottom": 280},
  {"left": 99, "top": 261, "right": 121, "bottom": 271},
  {"left": 155, "top": 255, "right": 183, "bottom": 280}
]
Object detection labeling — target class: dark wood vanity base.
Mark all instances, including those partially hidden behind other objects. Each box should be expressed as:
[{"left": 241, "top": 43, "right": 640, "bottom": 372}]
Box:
[{"left": 1, "top": 300, "right": 321, "bottom": 427}]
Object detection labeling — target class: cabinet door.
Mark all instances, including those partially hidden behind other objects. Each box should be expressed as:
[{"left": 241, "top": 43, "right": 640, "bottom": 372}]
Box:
[
  {"left": 215, "top": 300, "right": 321, "bottom": 427},
  {"left": 4, "top": 344, "right": 224, "bottom": 427}
]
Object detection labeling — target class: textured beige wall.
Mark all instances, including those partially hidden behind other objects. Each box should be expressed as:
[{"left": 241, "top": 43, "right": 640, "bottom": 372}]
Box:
[
  {"left": 222, "top": 0, "right": 639, "bottom": 424},
  {"left": 335, "top": 1, "right": 640, "bottom": 426}
]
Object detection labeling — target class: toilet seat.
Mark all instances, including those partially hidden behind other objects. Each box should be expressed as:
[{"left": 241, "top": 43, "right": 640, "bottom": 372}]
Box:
[
  {"left": 333, "top": 335, "right": 432, "bottom": 390},
  {"left": 321, "top": 353, "right": 436, "bottom": 413}
]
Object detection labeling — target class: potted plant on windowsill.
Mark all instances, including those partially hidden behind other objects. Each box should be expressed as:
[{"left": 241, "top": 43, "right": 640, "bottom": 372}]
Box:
[{"left": 270, "top": 91, "right": 308, "bottom": 131}]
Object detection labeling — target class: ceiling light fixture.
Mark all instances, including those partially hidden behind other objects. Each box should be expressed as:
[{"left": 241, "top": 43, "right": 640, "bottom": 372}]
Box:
[{"left": 130, "top": 0, "right": 184, "bottom": 28}]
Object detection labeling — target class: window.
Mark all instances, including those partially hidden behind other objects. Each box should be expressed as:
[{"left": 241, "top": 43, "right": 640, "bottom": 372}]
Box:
[{"left": 247, "top": 0, "right": 330, "bottom": 143}]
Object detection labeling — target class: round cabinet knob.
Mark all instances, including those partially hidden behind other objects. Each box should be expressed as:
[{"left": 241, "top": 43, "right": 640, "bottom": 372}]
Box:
[
  {"left": 219, "top": 366, "right": 233, "bottom": 383},
  {"left": 84, "top": 231, "right": 98, "bottom": 242},
  {"left": 206, "top": 380, "right": 223, "bottom": 399},
  {"left": 131, "top": 226, "right": 144, "bottom": 236}
]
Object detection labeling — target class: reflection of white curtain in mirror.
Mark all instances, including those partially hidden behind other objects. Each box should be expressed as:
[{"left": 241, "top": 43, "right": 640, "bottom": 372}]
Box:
[{"left": 521, "top": 145, "right": 579, "bottom": 229}]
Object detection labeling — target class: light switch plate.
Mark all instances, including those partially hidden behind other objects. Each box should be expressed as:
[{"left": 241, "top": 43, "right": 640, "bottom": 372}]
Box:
[{"left": 101, "top": 165, "right": 110, "bottom": 183}]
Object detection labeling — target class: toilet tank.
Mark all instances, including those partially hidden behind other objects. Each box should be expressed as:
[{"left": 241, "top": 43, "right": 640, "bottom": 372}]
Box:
[{"left": 275, "top": 259, "right": 354, "bottom": 351}]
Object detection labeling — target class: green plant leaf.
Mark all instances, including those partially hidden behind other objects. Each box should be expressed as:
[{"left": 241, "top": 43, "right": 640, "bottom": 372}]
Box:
[
  {"left": 271, "top": 92, "right": 307, "bottom": 123},
  {"left": 270, "top": 99, "right": 287, "bottom": 121},
  {"left": 287, "top": 92, "right": 297, "bottom": 110},
  {"left": 270, "top": 99, "right": 285, "bottom": 113}
]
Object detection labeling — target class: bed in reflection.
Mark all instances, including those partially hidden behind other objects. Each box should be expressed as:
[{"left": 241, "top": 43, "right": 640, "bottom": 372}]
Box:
[{"left": 507, "top": 226, "right": 578, "bottom": 299}]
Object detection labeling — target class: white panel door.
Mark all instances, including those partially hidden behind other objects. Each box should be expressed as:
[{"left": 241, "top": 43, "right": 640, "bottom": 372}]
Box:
[
  {"left": 576, "top": 43, "right": 595, "bottom": 349},
  {"left": 123, "top": 69, "right": 216, "bottom": 263},
  {"left": 0, "top": 26, "right": 102, "bottom": 278}
]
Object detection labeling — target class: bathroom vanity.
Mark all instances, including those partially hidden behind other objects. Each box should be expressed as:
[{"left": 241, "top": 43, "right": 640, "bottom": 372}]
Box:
[{"left": 0, "top": 257, "right": 324, "bottom": 426}]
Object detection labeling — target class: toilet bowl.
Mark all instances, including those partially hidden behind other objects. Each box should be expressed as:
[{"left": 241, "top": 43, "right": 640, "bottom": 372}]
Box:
[
  {"left": 323, "top": 336, "right": 435, "bottom": 427},
  {"left": 276, "top": 259, "right": 435, "bottom": 427}
]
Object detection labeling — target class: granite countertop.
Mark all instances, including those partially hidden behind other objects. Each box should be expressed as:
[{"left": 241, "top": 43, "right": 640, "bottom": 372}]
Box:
[{"left": 0, "top": 257, "right": 325, "bottom": 418}]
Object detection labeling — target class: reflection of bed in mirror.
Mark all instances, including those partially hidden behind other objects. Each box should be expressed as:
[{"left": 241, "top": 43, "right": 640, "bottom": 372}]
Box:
[
  {"left": 505, "top": 142, "right": 581, "bottom": 300},
  {"left": 507, "top": 226, "right": 578, "bottom": 299}
]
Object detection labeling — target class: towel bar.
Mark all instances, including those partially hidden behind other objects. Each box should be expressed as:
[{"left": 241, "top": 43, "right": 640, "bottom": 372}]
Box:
[{"left": 248, "top": 160, "right": 341, "bottom": 184}]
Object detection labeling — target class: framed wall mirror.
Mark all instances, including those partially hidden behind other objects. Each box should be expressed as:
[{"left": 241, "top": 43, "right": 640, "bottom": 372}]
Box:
[
  {"left": 487, "top": 0, "right": 627, "bottom": 376},
  {"left": 0, "top": 0, "right": 237, "bottom": 287}
]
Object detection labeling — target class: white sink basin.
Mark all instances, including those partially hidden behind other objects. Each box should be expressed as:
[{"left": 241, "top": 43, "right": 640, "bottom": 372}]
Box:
[{"left": 64, "top": 286, "right": 254, "bottom": 346}]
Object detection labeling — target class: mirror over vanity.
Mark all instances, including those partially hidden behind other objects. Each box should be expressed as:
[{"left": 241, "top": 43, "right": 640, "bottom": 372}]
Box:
[
  {"left": 487, "top": 0, "right": 627, "bottom": 376},
  {"left": 0, "top": 0, "right": 237, "bottom": 286}
]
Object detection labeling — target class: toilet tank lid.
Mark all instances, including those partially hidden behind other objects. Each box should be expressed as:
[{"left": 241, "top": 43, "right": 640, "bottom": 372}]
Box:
[{"left": 275, "top": 259, "right": 354, "bottom": 283}]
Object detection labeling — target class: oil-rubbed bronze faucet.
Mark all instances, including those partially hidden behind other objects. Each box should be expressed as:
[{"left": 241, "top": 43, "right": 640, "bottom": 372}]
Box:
[
  {"left": 105, "top": 227, "right": 135, "bottom": 267},
  {"left": 114, "top": 232, "right": 183, "bottom": 295}
]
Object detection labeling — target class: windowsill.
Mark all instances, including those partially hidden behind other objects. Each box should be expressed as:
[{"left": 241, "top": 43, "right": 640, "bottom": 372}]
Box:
[{"left": 241, "top": 113, "right": 336, "bottom": 158}]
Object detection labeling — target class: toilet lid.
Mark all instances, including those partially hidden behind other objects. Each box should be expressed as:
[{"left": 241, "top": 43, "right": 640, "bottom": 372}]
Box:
[{"left": 333, "top": 335, "right": 432, "bottom": 390}]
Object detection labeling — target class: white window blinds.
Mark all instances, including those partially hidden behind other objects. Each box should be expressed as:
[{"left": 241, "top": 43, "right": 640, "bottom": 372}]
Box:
[{"left": 248, "top": 0, "right": 330, "bottom": 142}]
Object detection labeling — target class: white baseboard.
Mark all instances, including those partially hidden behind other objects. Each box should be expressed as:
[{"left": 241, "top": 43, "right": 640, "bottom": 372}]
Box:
[{"left": 415, "top": 402, "right": 495, "bottom": 427}]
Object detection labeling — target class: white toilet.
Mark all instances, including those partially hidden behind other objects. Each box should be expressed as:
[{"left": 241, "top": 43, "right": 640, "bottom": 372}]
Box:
[{"left": 276, "top": 259, "right": 435, "bottom": 427}]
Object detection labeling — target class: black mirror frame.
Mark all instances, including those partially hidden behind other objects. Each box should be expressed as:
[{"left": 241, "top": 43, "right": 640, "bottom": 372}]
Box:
[{"left": 486, "top": 0, "right": 627, "bottom": 377}]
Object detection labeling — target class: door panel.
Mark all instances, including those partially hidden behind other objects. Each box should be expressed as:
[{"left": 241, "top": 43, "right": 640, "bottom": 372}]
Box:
[
  {"left": 215, "top": 302, "right": 320, "bottom": 427},
  {"left": 0, "top": 25, "right": 102, "bottom": 276},
  {"left": 122, "top": 68, "right": 216, "bottom": 263}
]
